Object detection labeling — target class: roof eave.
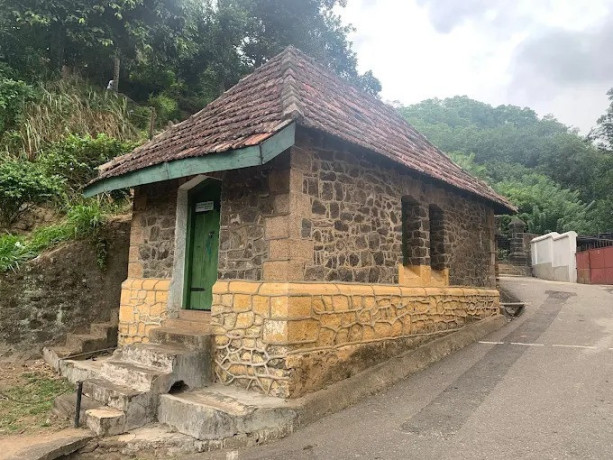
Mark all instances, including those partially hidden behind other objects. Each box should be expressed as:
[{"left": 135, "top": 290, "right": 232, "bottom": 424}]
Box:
[{"left": 83, "top": 122, "right": 296, "bottom": 197}]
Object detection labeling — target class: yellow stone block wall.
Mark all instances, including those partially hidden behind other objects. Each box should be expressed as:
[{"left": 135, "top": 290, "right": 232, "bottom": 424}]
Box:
[
  {"left": 212, "top": 280, "right": 500, "bottom": 398},
  {"left": 118, "top": 278, "right": 171, "bottom": 345}
]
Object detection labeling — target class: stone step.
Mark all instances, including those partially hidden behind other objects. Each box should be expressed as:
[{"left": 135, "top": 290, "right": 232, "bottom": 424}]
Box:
[
  {"left": 82, "top": 378, "right": 155, "bottom": 429},
  {"left": 178, "top": 309, "right": 211, "bottom": 323},
  {"left": 52, "top": 392, "right": 100, "bottom": 422},
  {"left": 85, "top": 407, "right": 126, "bottom": 436},
  {"left": 65, "top": 333, "right": 110, "bottom": 353},
  {"left": 112, "top": 343, "right": 212, "bottom": 388},
  {"left": 43, "top": 346, "right": 74, "bottom": 371},
  {"left": 113, "top": 343, "right": 192, "bottom": 372},
  {"left": 157, "top": 386, "right": 297, "bottom": 441},
  {"left": 149, "top": 327, "right": 212, "bottom": 350},
  {"left": 101, "top": 360, "right": 173, "bottom": 393},
  {"left": 59, "top": 358, "right": 106, "bottom": 385},
  {"left": 165, "top": 318, "right": 211, "bottom": 334},
  {"left": 3, "top": 428, "right": 92, "bottom": 460}
]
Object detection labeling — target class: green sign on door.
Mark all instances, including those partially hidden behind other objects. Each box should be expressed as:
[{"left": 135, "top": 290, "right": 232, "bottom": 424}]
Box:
[{"left": 184, "top": 181, "right": 221, "bottom": 310}]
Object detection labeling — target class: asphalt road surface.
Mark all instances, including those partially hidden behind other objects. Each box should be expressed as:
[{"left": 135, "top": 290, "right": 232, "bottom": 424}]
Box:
[{"left": 195, "top": 277, "right": 613, "bottom": 460}]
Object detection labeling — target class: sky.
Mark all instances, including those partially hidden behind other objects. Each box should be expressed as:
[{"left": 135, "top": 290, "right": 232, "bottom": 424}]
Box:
[{"left": 337, "top": 0, "right": 613, "bottom": 133}]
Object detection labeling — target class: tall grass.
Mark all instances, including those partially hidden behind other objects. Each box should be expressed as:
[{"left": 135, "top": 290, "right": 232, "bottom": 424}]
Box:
[{"left": 3, "top": 76, "right": 140, "bottom": 159}]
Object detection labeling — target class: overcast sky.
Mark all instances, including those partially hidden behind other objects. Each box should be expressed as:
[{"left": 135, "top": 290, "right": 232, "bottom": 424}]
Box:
[{"left": 338, "top": 0, "right": 613, "bottom": 133}]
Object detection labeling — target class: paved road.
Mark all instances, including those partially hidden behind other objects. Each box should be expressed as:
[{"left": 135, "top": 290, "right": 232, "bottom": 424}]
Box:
[{"left": 197, "top": 278, "right": 613, "bottom": 460}]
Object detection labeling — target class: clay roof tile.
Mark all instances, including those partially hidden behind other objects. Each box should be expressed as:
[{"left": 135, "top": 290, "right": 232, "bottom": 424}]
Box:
[{"left": 92, "top": 46, "right": 514, "bottom": 212}]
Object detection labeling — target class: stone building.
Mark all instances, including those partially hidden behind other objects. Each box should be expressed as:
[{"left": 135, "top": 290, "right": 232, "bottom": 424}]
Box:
[{"left": 84, "top": 47, "right": 515, "bottom": 403}]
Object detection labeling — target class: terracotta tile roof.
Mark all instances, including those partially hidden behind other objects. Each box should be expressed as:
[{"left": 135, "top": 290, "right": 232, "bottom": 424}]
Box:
[{"left": 95, "top": 47, "right": 515, "bottom": 212}]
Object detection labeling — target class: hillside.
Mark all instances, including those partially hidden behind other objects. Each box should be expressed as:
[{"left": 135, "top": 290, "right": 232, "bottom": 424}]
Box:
[{"left": 400, "top": 96, "right": 613, "bottom": 235}]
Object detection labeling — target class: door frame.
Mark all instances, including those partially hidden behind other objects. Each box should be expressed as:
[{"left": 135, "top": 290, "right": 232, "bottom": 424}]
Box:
[
  {"left": 168, "top": 175, "right": 221, "bottom": 316},
  {"left": 182, "top": 179, "right": 221, "bottom": 310}
]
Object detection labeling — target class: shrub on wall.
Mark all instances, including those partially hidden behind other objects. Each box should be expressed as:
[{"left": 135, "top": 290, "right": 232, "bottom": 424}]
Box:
[{"left": 0, "top": 157, "right": 65, "bottom": 226}]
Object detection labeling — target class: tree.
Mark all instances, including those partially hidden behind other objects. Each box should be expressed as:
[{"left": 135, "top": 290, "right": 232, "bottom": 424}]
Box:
[
  {"left": 400, "top": 96, "right": 613, "bottom": 233},
  {"left": 589, "top": 88, "right": 613, "bottom": 150}
]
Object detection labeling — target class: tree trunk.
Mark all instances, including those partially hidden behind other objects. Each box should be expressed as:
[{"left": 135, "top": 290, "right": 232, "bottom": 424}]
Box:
[{"left": 113, "top": 53, "right": 121, "bottom": 92}]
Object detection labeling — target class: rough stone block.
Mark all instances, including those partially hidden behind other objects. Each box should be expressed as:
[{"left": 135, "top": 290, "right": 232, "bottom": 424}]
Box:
[
  {"left": 287, "top": 319, "right": 319, "bottom": 343},
  {"left": 265, "top": 215, "right": 290, "bottom": 240},
  {"left": 262, "top": 320, "right": 288, "bottom": 343},
  {"left": 262, "top": 260, "right": 304, "bottom": 282},
  {"left": 128, "top": 262, "right": 144, "bottom": 278},
  {"left": 233, "top": 294, "right": 252, "bottom": 312}
]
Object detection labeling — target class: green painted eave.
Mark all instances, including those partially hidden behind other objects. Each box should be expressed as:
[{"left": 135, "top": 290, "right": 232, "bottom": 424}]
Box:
[{"left": 83, "top": 122, "right": 296, "bottom": 197}]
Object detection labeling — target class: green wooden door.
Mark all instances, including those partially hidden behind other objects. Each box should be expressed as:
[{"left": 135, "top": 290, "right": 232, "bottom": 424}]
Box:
[{"left": 185, "top": 181, "right": 221, "bottom": 310}]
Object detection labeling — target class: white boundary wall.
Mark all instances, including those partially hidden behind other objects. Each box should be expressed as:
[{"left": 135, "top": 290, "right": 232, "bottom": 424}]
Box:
[{"left": 530, "top": 232, "right": 577, "bottom": 283}]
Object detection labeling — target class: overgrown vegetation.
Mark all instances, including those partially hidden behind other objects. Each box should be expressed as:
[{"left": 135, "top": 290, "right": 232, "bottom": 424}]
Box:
[
  {"left": 401, "top": 96, "right": 613, "bottom": 235},
  {"left": 1, "top": 77, "right": 140, "bottom": 159},
  {"left": 0, "top": 200, "right": 118, "bottom": 272}
]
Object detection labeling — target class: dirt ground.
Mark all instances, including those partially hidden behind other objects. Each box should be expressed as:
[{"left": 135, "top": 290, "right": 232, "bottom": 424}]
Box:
[{"left": 0, "top": 356, "right": 73, "bottom": 438}]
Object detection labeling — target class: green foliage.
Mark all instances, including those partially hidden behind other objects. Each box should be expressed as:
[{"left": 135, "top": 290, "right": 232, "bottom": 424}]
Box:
[
  {"left": 0, "top": 0, "right": 379, "bottom": 117},
  {"left": 148, "top": 93, "right": 180, "bottom": 126},
  {"left": 0, "top": 78, "right": 36, "bottom": 132},
  {"left": 0, "top": 77, "right": 141, "bottom": 159},
  {"left": 401, "top": 96, "right": 613, "bottom": 234},
  {"left": 589, "top": 88, "right": 613, "bottom": 150},
  {"left": 0, "top": 368, "right": 73, "bottom": 434},
  {"left": 0, "top": 158, "right": 65, "bottom": 226},
  {"left": 38, "top": 134, "right": 136, "bottom": 195},
  {"left": 0, "top": 200, "right": 113, "bottom": 272},
  {"left": 495, "top": 174, "right": 595, "bottom": 234},
  {"left": 446, "top": 152, "right": 489, "bottom": 181}
]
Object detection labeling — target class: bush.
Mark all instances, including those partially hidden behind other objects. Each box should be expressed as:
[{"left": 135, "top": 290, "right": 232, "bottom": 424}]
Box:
[
  {"left": 0, "top": 78, "right": 36, "bottom": 133},
  {"left": 38, "top": 134, "right": 137, "bottom": 195},
  {"left": 0, "top": 200, "right": 112, "bottom": 272},
  {"left": 0, "top": 157, "right": 64, "bottom": 226},
  {"left": 148, "top": 93, "right": 179, "bottom": 126}
]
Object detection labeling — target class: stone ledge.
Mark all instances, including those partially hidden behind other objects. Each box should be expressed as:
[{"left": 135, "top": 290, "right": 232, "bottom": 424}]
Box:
[{"left": 212, "top": 280, "right": 500, "bottom": 298}]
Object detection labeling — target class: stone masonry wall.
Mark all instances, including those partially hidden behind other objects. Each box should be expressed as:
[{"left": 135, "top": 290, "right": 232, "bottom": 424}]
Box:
[
  {"left": 0, "top": 219, "right": 129, "bottom": 354},
  {"left": 128, "top": 181, "right": 178, "bottom": 280},
  {"left": 293, "top": 129, "right": 496, "bottom": 287},
  {"left": 218, "top": 154, "right": 292, "bottom": 281},
  {"left": 212, "top": 280, "right": 500, "bottom": 398},
  {"left": 119, "top": 181, "right": 179, "bottom": 344}
]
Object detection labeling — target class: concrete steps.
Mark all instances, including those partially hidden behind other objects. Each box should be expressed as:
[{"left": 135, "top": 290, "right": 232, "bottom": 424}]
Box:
[
  {"left": 58, "top": 358, "right": 105, "bottom": 384},
  {"left": 149, "top": 327, "right": 212, "bottom": 350},
  {"left": 83, "top": 379, "right": 156, "bottom": 428},
  {"left": 43, "top": 309, "right": 119, "bottom": 371},
  {"left": 55, "top": 321, "right": 214, "bottom": 436},
  {"left": 85, "top": 407, "right": 127, "bottom": 436},
  {"left": 157, "top": 385, "right": 297, "bottom": 441},
  {"left": 53, "top": 392, "right": 100, "bottom": 421},
  {"left": 101, "top": 359, "right": 173, "bottom": 393},
  {"left": 53, "top": 391, "right": 127, "bottom": 436}
]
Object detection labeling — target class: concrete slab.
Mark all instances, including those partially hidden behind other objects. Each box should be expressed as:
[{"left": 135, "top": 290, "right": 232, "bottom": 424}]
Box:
[{"left": 2, "top": 428, "right": 92, "bottom": 460}]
